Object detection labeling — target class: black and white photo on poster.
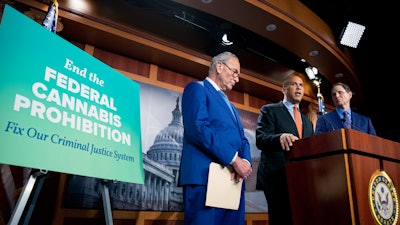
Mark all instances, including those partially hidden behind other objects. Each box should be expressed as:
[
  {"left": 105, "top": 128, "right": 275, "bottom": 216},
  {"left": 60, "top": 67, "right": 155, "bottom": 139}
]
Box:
[{"left": 64, "top": 82, "right": 267, "bottom": 212}]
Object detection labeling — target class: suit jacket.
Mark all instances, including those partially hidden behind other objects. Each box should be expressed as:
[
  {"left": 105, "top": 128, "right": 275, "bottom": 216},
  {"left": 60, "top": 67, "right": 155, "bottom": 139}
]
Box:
[
  {"left": 178, "top": 79, "right": 252, "bottom": 186},
  {"left": 315, "top": 110, "right": 376, "bottom": 135},
  {"left": 255, "top": 101, "right": 314, "bottom": 190}
]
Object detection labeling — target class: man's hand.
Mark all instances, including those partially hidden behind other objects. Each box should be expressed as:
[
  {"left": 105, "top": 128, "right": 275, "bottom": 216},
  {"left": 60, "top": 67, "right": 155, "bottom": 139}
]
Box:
[
  {"left": 279, "top": 133, "right": 299, "bottom": 151},
  {"left": 231, "top": 156, "right": 252, "bottom": 182}
]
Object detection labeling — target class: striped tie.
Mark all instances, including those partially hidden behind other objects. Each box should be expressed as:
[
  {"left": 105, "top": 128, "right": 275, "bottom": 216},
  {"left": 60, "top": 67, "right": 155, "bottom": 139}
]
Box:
[{"left": 343, "top": 111, "right": 351, "bottom": 129}]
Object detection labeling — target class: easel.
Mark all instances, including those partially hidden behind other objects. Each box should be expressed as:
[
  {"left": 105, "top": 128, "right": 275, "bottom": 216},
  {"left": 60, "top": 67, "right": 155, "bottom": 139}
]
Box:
[
  {"left": 101, "top": 180, "right": 114, "bottom": 225},
  {"left": 7, "top": 170, "right": 114, "bottom": 225},
  {"left": 8, "top": 170, "right": 48, "bottom": 225}
]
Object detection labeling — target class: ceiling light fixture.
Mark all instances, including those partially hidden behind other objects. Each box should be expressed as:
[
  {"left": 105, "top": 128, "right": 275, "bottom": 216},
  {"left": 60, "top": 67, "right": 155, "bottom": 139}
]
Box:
[
  {"left": 309, "top": 50, "right": 319, "bottom": 56},
  {"left": 335, "top": 73, "right": 343, "bottom": 78},
  {"left": 266, "top": 24, "right": 277, "bottom": 31},
  {"left": 221, "top": 33, "right": 233, "bottom": 46}
]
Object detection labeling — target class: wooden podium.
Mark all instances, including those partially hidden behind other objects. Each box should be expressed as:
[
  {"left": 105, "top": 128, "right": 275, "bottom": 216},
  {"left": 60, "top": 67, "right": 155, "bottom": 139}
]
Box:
[{"left": 285, "top": 129, "right": 400, "bottom": 225}]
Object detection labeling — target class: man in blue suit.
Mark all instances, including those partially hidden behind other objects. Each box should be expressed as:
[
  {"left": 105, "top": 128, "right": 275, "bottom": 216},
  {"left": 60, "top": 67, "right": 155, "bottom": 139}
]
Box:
[
  {"left": 315, "top": 82, "right": 376, "bottom": 135},
  {"left": 255, "top": 74, "right": 315, "bottom": 225},
  {"left": 178, "top": 51, "right": 252, "bottom": 225}
]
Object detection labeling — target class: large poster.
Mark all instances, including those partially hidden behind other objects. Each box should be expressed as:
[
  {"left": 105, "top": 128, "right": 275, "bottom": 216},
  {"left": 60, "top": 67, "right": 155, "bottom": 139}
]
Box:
[
  {"left": 0, "top": 5, "right": 143, "bottom": 184},
  {"left": 64, "top": 83, "right": 268, "bottom": 212}
]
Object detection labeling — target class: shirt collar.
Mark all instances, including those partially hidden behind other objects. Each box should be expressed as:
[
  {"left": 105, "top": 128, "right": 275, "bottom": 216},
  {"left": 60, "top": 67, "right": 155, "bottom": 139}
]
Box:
[
  {"left": 283, "top": 99, "right": 298, "bottom": 109},
  {"left": 206, "top": 77, "right": 221, "bottom": 91},
  {"left": 336, "top": 108, "right": 351, "bottom": 118}
]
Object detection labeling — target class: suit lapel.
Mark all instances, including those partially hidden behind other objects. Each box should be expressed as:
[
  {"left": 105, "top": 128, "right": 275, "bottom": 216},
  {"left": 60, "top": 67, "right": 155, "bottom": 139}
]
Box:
[
  {"left": 279, "top": 102, "right": 299, "bottom": 137},
  {"left": 203, "top": 80, "right": 237, "bottom": 123}
]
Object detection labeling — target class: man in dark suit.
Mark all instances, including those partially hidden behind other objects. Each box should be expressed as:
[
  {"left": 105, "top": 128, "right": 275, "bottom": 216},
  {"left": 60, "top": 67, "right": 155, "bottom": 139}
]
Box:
[
  {"left": 315, "top": 82, "right": 376, "bottom": 135},
  {"left": 178, "top": 51, "right": 252, "bottom": 225},
  {"left": 255, "top": 74, "right": 314, "bottom": 225}
]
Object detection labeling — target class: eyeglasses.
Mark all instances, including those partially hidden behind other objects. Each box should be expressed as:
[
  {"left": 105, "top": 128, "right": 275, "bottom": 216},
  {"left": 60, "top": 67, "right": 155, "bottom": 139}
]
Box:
[{"left": 221, "top": 62, "right": 239, "bottom": 76}]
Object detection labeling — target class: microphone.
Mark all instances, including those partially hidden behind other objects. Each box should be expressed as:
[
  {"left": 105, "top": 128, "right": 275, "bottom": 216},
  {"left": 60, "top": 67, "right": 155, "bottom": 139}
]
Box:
[
  {"left": 341, "top": 118, "right": 356, "bottom": 130},
  {"left": 340, "top": 118, "right": 363, "bottom": 132}
]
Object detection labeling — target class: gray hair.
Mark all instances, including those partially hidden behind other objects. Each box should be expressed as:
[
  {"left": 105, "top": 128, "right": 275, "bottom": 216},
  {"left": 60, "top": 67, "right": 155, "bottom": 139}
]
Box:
[{"left": 209, "top": 51, "right": 239, "bottom": 71}]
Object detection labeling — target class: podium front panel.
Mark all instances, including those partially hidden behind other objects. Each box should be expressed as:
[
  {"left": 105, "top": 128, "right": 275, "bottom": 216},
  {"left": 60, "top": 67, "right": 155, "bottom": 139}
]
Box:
[
  {"left": 286, "top": 129, "right": 400, "bottom": 225},
  {"left": 286, "top": 154, "right": 352, "bottom": 225}
]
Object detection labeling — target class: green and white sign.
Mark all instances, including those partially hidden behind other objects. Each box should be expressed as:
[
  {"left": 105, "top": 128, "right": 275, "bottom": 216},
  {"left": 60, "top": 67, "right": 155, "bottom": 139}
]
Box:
[{"left": 0, "top": 5, "right": 144, "bottom": 184}]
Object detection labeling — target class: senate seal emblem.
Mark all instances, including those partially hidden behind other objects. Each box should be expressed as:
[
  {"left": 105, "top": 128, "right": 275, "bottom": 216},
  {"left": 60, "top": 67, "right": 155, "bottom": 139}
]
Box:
[{"left": 368, "top": 170, "right": 399, "bottom": 225}]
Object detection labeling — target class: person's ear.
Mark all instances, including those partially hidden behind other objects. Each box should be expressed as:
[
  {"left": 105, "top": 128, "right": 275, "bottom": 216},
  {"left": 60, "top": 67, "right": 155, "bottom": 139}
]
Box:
[{"left": 216, "top": 62, "right": 223, "bottom": 74}]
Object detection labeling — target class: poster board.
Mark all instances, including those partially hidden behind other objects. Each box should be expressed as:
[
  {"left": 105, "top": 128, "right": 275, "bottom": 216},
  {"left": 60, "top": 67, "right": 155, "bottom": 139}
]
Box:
[{"left": 0, "top": 5, "right": 144, "bottom": 184}]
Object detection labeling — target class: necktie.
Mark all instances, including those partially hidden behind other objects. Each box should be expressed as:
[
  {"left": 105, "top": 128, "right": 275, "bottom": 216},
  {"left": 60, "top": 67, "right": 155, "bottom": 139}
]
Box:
[
  {"left": 343, "top": 111, "right": 351, "bottom": 129},
  {"left": 294, "top": 105, "right": 302, "bottom": 138},
  {"left": 218, "top": 90, "right": 235, "bottom": 117}
]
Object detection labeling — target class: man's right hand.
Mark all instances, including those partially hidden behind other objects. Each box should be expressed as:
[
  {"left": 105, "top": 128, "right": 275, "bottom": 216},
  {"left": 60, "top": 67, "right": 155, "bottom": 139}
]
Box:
[{"left": 279, "top": 133, "right": 299, "bottom": 151}]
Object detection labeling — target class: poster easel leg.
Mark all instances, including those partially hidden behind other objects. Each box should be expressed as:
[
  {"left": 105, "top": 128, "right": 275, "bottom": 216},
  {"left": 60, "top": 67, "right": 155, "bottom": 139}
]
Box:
[
  {"left": 7, "top": 170, "right": 47, "bottom": 225},
  {"left": 101, "top": 180, "right": 114, "bottom": 225}
]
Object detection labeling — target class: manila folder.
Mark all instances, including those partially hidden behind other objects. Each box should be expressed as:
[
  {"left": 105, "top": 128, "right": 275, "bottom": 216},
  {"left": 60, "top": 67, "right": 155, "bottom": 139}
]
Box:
[{"left": 205, "top": 162, "right": 243, "bottom": 210}]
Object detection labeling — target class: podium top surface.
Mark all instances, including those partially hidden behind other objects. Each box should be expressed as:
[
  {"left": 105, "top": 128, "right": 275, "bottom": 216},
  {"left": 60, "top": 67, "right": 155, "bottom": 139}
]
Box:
[{"left": 286, "top": 129, "right": 400, "bottom": 161}]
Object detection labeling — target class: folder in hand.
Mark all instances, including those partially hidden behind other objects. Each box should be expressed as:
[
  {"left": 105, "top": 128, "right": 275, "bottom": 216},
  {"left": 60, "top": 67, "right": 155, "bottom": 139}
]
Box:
[{"left": 205, "top": 162, "right": 243, "bottom": 210}]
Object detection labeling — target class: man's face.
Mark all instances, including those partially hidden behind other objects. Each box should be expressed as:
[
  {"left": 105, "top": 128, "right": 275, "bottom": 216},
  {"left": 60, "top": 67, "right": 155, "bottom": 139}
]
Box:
[
  {"left": 331, "top": 85, "right": 352, "bottom": 108},
  {"left": 217, "top": 59, "right": 240, "bottom": 91},
  {"left": 284, "top": 75, "right": 304, "bottom": 104}
]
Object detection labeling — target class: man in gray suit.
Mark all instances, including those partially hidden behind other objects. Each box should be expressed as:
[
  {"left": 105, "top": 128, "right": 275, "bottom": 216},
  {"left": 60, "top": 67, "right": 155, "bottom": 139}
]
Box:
[{"left": 255, "top": 74, "right": 314, "bottom": 225}]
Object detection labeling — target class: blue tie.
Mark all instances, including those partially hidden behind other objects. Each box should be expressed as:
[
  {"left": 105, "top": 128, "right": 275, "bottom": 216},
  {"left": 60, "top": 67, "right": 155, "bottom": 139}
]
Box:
[
  {"left": 343, "top": 111, "right": 351, "bottom": 129},
  {"left": 219, "top": 90, "right": 235, "bottom": 117}
]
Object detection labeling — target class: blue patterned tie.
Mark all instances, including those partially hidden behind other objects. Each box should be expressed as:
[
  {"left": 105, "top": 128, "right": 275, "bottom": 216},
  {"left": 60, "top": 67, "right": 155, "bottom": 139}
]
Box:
[
  {"left": 218, "top": 90, "right": 235, "bottom": 117},
  {"left": 343, "top": 111, "right": 351, "bottom": 129}
]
